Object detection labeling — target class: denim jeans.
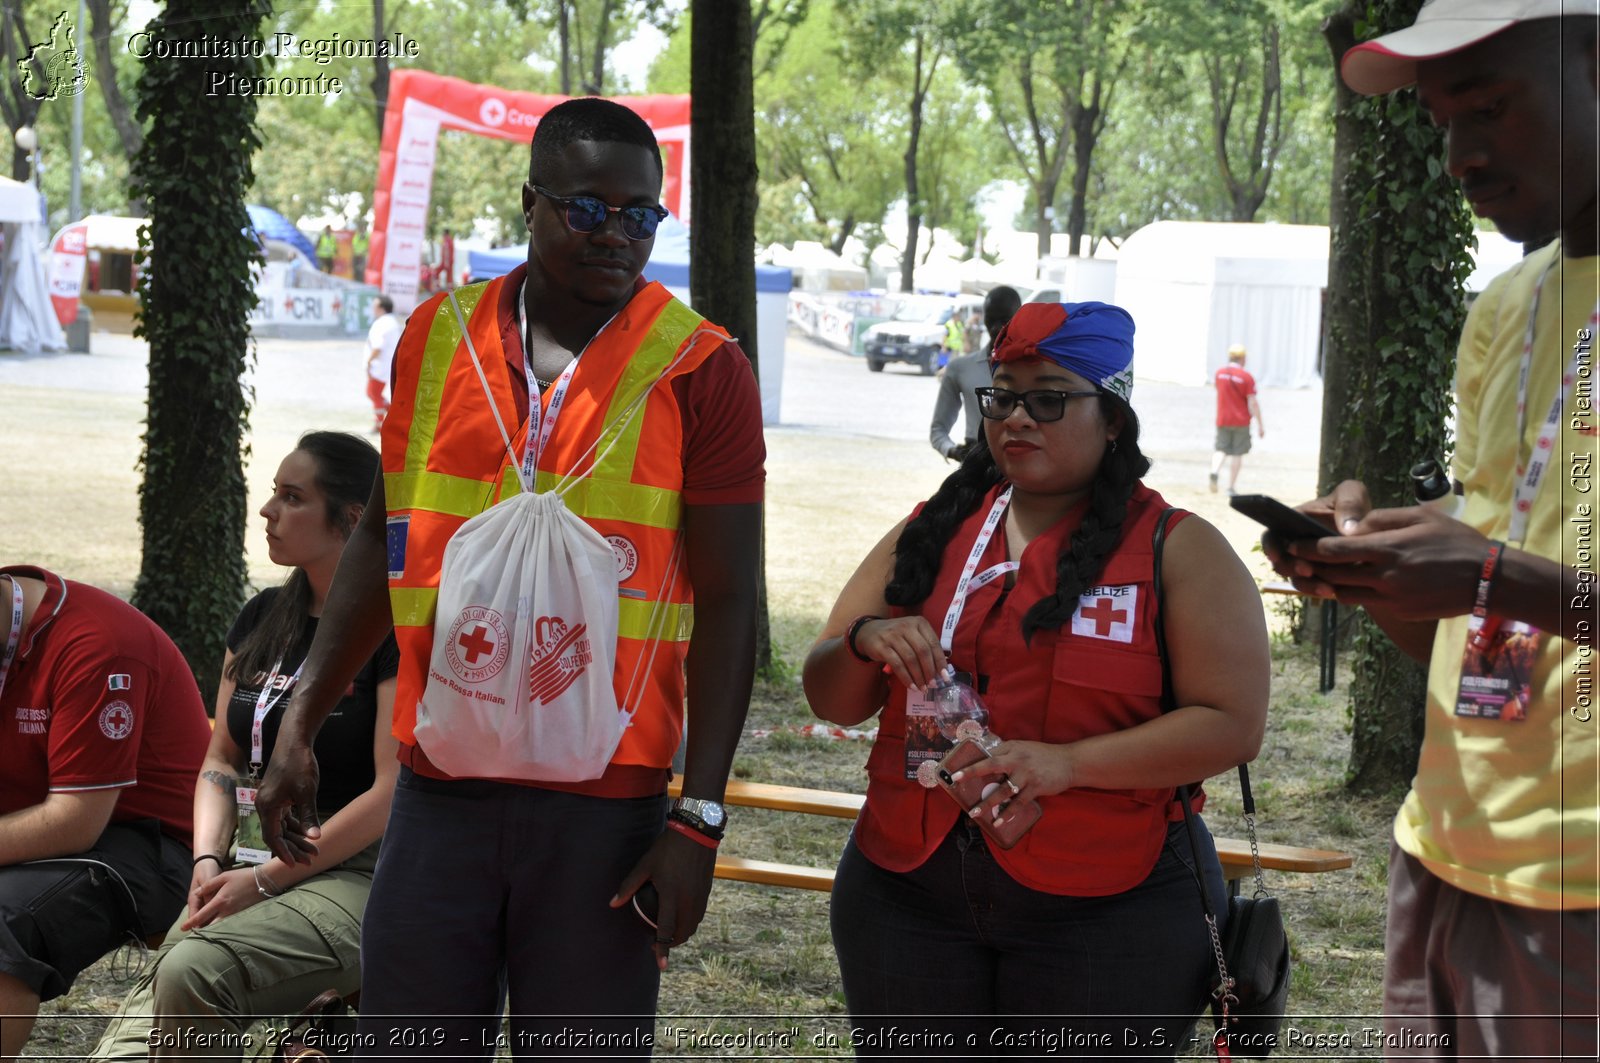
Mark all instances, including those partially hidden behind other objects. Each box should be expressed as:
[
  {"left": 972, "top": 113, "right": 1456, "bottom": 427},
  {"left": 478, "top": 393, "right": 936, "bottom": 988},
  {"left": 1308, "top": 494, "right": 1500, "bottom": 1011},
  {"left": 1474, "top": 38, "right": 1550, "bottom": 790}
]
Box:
[
  {"left": 353, "top": 768, "right": 666, "bottom": 1060},
  {"left": 831, "top": 817, "right": 1227, "bottom": 1061}
]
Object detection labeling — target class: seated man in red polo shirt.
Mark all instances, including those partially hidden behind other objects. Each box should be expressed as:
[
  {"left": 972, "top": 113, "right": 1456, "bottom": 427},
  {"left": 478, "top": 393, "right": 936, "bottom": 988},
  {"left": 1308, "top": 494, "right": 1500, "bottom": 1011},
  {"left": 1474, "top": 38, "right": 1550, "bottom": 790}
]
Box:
[{"left": 0, "top": 566, "right": 211, "bottom": 1057}]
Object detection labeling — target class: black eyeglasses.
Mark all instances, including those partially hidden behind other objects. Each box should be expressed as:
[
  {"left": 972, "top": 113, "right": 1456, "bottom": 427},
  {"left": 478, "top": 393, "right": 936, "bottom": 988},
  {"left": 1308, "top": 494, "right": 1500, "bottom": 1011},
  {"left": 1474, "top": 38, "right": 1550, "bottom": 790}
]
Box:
[
  {"left": 975, "top": 387, "right": 1100, "bottom": 423},
  {"left": 532, "top": 184, "right": 668, "bottom": 241}
]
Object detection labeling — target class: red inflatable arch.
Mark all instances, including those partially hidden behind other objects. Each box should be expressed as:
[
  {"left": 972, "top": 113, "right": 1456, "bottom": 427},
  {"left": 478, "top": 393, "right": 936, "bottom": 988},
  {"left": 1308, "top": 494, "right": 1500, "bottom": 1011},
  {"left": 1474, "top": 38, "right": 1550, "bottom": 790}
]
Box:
[{"left": 372, "top": 69, "right": 690, "bottom": 311}]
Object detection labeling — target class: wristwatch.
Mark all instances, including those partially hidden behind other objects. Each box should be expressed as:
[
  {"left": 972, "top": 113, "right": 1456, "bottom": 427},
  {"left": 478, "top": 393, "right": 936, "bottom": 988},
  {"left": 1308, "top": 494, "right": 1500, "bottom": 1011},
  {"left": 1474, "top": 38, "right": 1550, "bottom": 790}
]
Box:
[{"left": 670, "top": 796, "right": 728, "bottom": 839}]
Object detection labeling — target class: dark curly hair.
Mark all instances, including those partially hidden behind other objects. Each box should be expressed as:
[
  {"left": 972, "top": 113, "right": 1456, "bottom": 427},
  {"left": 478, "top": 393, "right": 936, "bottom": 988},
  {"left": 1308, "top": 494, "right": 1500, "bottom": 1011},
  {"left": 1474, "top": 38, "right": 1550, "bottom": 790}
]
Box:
[{"left": 885, "top": 394, "right": 1151, "bottom": 642}]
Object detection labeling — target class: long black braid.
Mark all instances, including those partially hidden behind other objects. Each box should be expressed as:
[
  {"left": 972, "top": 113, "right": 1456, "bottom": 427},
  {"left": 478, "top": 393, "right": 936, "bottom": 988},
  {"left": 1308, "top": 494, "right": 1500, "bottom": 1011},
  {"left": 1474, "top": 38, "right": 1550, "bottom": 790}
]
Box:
[{"left": 885, "top": 396, "right": 1150, "bottom": 642}]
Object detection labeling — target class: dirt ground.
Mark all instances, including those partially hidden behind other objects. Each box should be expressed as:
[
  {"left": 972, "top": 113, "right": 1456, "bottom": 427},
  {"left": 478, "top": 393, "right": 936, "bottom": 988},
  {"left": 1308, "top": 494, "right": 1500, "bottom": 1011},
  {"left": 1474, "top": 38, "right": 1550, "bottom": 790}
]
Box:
[{"left": 3, "top": 329, "right": 1395, "bottom": 1059}]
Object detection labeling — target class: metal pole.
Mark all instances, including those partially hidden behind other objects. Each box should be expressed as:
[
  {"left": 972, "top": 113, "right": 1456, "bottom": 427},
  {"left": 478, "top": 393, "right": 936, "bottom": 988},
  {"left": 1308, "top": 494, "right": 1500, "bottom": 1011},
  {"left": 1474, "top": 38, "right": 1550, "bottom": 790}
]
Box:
[{"left": 69, "top": 0, "right": 86, "bottom": 222}]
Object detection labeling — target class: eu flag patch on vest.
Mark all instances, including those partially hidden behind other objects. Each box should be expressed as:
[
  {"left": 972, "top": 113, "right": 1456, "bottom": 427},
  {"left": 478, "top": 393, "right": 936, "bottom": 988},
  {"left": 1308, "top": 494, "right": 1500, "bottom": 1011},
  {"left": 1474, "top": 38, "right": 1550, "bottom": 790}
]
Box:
[{"left": 386, "top": 515, "right": 409, "bottom": 579}]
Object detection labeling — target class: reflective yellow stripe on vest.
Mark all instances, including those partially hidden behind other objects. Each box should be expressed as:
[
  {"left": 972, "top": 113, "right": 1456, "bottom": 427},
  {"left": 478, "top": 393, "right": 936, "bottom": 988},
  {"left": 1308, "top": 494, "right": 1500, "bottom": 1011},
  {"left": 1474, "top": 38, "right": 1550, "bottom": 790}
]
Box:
[
  {"left": 388, "top": 586, "right": 689, "bottom": 641},
  {"left": 405, "top": 283, "right": 488, "bottom": 477}
]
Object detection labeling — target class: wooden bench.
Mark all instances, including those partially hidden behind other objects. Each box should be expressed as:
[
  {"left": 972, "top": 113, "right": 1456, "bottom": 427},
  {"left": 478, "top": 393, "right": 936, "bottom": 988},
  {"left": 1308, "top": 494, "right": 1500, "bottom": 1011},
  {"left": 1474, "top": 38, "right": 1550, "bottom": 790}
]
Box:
[{"left": 674, "top": 778, "right": 1352, "bottom": 895}]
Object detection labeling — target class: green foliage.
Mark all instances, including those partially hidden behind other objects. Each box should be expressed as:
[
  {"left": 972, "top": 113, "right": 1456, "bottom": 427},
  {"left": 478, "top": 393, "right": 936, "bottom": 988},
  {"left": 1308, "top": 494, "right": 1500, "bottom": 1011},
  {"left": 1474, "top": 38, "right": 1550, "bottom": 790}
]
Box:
[
  {"left": 1321, "top": 0, "right": 1475, "bottom": 794},
  {"left": 129, "top": 0, "right": 265, "bottom": 695}
]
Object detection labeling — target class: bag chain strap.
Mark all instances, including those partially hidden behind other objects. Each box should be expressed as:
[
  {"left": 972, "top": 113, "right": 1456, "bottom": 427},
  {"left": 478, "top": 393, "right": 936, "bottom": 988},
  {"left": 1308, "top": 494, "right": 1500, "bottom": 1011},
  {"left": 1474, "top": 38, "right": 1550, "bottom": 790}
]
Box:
[{"left": 1152, "top": 509, "right": 1243, "bottom": 1027}]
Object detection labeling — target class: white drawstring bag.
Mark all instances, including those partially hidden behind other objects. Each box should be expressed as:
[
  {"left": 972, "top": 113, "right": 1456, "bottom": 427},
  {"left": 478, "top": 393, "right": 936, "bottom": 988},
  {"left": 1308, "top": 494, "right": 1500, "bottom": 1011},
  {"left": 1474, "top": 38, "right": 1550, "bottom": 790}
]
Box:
[{"left": 412, "top": 292, "right": 699, "bottom": 782}]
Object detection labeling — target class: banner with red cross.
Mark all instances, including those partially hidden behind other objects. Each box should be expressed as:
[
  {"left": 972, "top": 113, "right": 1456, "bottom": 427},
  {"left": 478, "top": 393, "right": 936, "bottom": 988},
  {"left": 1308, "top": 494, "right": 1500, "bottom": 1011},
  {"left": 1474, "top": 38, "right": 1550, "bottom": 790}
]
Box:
[{"left": 1070, "top": 585, "right": 1138, "bottom": 642}]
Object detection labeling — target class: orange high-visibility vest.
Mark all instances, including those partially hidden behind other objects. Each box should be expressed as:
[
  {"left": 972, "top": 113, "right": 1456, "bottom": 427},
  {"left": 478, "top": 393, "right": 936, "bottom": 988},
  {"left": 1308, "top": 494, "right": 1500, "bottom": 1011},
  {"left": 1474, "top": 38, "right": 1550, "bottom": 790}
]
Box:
[{"left": 381, "top": 275, "right": 728, "bottom": 772}]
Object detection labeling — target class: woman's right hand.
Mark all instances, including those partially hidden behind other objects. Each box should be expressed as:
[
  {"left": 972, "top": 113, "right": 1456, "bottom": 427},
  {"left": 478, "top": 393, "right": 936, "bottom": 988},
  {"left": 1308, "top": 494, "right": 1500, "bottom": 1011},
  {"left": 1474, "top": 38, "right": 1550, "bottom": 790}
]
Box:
[
  {"left": 851, "top": 615, "right": 947, "bottom": 692},
  {"left": 187, "top": 859, "right": 225, "bottom": 919}
]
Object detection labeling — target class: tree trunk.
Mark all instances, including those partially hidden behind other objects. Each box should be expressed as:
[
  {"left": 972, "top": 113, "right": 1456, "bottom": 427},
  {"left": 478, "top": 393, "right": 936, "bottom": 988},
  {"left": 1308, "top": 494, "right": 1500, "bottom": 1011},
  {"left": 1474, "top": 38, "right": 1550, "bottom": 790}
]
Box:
[
  {"left": 899, "top": 34, "right": 927, "bottom": 293},
  {"left": 690, "top": 0, "right": 771, "bottom": 674},
  {"left": 1320, "top": 0, "right": 1471, "bottom": 794},
  {"left": 87, "top": 0, "right": 142, "bottom": 161},
  {"left": 130, "top": 0, "right": 264, "bottom": 697},
  {"left": 588, "top": 0, "right": 614, "bottom": 95},
  {"left": 1, "top": 5, "right": 44, "bottom": 182},
  {"left": 371, "top": 0, "right": 390, "bottom": 141},
  {"left": 559, "top": 0, "right": 571, "bottom": 95},
  {"left": 1065, "top": 77, "right": 1101, "bottom": 257}
]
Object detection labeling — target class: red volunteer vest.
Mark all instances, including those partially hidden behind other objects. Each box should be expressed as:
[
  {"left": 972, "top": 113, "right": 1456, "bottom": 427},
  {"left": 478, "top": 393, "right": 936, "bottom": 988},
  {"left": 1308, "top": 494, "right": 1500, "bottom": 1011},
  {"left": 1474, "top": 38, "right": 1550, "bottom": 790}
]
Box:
[{"left": 855, "top": 484, "right": 1194, "bottom": 896}]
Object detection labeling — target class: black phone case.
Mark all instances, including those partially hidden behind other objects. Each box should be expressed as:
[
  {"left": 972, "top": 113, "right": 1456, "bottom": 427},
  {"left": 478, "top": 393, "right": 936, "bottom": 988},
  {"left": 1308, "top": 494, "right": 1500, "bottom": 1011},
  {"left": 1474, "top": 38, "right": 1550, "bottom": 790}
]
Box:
[{"left": 1228, "top": 494, "right": 1336, "bottom": 540}]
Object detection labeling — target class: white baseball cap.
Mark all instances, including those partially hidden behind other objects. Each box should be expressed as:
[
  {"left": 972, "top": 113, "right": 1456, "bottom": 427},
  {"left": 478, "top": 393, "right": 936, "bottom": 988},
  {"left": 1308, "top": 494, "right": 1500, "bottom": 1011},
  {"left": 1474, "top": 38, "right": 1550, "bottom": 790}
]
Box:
[{"left": 1341, "top": 0, "right": 1598, "bottom": 96}]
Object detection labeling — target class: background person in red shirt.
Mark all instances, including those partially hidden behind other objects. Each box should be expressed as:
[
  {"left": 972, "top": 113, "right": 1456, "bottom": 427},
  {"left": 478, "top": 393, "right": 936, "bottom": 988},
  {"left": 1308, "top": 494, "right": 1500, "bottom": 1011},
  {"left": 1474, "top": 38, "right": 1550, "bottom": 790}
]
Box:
[
  {"left": 1209, "top": 342, "right": 1265, "bottom": 495},
  {"left": 0, "top": 566, "right": 210, "bottom": 1058}
]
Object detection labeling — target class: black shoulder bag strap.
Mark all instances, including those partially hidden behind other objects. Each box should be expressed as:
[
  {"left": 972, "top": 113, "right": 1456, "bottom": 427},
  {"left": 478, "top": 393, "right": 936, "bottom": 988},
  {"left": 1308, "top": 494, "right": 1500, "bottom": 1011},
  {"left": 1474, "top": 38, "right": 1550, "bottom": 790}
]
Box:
[{"left": 1151, "top": 508, "right": 1242, "bottom": 1011}]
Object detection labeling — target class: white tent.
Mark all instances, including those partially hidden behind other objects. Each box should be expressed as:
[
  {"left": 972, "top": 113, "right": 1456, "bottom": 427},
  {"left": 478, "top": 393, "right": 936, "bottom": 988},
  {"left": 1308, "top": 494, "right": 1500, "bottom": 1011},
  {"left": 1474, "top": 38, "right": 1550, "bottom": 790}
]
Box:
[
  {"left": 1114, "top": 221, "right": 1538, "bottom": 389},
  {"left": 1115, "top": 221, "right": 1329, "bottom": 388},
  {"left": 0, "top": 177, "right": 66, "bottom": 353}
]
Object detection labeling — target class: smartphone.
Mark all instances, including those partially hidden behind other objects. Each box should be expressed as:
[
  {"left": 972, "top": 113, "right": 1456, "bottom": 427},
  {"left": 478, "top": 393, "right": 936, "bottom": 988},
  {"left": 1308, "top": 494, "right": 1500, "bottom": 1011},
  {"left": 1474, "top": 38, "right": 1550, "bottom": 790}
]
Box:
[
  {"left": 934, "top": 738, "right": 1041, "bottom": 849},
  {"left": 1229, "top": 494, "right": 1337, "bottom": 541}
]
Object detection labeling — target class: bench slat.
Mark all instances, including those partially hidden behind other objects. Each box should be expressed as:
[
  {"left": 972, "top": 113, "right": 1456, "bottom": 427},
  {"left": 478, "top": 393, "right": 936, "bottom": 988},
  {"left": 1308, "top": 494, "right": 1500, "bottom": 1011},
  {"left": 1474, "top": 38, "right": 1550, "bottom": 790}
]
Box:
[
  {"left": 670, "top": 778, "right": 864, "bottom": 819},
  {"left": 676, "top": 779, "right": 1352, "bottom": 890}
]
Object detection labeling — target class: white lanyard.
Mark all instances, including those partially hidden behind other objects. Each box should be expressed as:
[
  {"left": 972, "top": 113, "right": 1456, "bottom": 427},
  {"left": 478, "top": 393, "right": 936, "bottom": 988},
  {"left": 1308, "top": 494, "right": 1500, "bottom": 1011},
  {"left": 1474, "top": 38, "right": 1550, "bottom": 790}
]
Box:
[
  {"left": 513, "top": 292, "right": 611, "bottom": 491},
  {"left": 1508, "top": 259, "right": 1600, "bottom": 546},
  {"left": 249, "top": 655, "right": 303, "bottom": 778},
  {"left": 939, "top": 488, "right": 1019, "bottom": 653},
  {"left": 0, "top": 576, "right": 22, "bottom": 702}
]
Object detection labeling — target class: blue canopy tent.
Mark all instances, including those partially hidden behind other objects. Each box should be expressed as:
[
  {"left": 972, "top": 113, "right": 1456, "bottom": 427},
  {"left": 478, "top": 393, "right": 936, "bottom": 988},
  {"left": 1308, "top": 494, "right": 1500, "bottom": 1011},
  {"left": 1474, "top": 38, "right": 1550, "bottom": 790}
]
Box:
[
  {"left": 466, "top": 215, "right": 792, "bottom": 423},
  {"left": 248, "top": 204, "right": 318, "bottom": 265}
]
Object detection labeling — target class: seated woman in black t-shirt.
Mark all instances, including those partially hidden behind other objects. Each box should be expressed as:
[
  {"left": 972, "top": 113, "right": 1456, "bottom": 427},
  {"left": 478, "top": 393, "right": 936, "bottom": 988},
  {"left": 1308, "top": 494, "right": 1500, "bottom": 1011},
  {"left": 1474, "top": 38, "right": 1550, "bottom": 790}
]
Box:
[{"left": 92, "top": 432, "right": 398, "bottom": 1061}]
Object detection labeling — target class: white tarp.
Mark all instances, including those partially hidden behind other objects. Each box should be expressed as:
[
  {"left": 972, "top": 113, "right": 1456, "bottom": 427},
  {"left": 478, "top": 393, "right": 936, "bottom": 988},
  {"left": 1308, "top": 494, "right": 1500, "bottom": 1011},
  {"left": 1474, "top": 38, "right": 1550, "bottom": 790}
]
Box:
[
  {"left": 0, "top": 179, "right": 66, "bottom": 353},
  {"left": 1114, "top": 220, "right": 1536, "bottom": 389},
  {"left": 1115, "top": 221, "right": 1330, "bottom": 388}
]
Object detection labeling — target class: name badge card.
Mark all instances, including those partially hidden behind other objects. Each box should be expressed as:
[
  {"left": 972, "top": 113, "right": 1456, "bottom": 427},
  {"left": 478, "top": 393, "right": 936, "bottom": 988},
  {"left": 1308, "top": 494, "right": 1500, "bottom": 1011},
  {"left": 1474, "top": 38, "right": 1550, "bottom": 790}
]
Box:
[
  {"left": 1454, "top": 618, "right": 1541, "bottom": 721},
  {"left": 235, "top": 785, "right": 270, "bottom": 865}
]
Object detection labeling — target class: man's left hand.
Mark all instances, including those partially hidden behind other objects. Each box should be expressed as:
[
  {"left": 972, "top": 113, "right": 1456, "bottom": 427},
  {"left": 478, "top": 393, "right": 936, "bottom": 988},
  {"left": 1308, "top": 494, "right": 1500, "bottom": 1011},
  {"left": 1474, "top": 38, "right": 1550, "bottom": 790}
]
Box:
[
  {"left": 1285, "top": 505, "right": 1487, "bottom": 620},
  {"left": 612, "top": 827, "right": 716, "bottom": 971}
]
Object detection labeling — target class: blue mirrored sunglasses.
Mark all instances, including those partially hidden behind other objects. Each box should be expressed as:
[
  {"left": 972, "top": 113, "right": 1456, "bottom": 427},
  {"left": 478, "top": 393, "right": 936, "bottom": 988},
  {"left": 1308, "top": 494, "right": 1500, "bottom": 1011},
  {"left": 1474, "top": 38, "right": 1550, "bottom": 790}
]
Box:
[{"left": 532, "top": 184, "right": 668, "bottom": 241}]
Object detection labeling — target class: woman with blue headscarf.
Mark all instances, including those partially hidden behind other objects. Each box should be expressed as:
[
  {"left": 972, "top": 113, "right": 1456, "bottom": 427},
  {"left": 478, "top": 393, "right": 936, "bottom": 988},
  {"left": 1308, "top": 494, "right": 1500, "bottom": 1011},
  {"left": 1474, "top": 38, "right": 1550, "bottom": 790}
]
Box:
[{"left": 804, "top": 302, "right": 1270, "bottom": 1058}]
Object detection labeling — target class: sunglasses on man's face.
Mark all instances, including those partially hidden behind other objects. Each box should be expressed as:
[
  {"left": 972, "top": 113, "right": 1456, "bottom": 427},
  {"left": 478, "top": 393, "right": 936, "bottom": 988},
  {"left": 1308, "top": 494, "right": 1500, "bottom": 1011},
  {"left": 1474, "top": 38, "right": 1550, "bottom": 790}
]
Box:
[
  {"left": 532, "top": 184, "right": 668, "bottom": 241},
  {"left": 975, "top": 386, "right": 1100, "bottom": 423}
]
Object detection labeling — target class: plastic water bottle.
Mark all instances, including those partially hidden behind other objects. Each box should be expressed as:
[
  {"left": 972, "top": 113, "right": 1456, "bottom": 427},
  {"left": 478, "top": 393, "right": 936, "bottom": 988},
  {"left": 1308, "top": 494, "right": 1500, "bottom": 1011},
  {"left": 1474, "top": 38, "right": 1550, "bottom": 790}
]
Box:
[{"left": 930, "top": 666, "right": 997, "bottom": 748}]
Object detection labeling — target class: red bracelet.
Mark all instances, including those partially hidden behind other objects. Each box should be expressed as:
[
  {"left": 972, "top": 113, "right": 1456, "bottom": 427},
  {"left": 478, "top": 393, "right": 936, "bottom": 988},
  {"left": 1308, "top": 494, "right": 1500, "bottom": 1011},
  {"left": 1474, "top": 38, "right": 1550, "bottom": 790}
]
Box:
[
  {"left": 845, "top": 614, "right": 883, "bottom": 663},
  {"left": 667, "top": 818, "right": 720, "bottom": 849},
  {"left": 1468, "top": 540, "right": 1505, "bottom": 653}
]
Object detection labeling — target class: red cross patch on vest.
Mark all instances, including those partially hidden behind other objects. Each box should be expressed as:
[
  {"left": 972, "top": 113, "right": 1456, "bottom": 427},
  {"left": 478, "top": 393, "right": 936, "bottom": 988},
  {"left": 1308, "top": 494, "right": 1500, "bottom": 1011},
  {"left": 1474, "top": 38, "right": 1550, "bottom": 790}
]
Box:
[{"left": 1071, "top": 585, "right": 1137, "bottom": 642}]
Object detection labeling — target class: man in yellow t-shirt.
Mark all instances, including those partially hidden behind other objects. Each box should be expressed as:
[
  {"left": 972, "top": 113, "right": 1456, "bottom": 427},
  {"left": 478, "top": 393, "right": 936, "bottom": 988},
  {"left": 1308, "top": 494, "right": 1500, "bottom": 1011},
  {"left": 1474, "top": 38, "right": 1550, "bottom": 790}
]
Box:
[{"left": 1272, "top": 3, "right": 1598, "bottom": 1058}]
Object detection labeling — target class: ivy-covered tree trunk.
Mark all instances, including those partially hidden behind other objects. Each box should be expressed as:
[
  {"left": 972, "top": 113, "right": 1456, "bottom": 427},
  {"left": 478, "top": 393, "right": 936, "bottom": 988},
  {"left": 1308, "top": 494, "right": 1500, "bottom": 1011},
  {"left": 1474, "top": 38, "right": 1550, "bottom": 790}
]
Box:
[
  {"left": 130, "top": 0, "right": 265, "bottom": 698},
  {"left": 689, "top": 0, "right": 771, "bottom": 673},
  {"left": 1320, "top": 0, "right": 1474, "bottom": 794}
]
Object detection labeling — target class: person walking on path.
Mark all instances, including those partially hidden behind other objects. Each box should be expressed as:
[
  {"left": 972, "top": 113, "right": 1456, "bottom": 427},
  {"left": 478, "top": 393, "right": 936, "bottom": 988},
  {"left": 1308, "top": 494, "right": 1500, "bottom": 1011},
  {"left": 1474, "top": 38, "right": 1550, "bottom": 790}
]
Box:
[
  {"left": 364, "top": 296, "right": 401, "bottom": 432},
  {"left": 929, "top": 287, "right": 1021, "bottom": 462},
  {"left": 1209, "top": 343, "right": 1263, "bottom": 494},
  {"left": 1271, "top": 3, "right": 1599, "bottom": 1057}
]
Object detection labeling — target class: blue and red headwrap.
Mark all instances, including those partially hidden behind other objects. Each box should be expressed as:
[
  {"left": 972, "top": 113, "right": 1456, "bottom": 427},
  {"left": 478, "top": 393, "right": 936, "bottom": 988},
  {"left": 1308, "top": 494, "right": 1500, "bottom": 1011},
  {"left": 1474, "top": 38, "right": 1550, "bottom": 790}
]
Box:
[{"left": 990, "top": 301, "right": 1136, "bottom": 402}]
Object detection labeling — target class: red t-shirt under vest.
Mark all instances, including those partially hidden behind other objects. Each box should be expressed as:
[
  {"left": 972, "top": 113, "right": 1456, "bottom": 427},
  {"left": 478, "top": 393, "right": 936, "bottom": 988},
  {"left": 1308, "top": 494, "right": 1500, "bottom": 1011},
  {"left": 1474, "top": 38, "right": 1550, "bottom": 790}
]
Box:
[{"left": 853, "top": 484, "right": 1199, "bottom": 896}]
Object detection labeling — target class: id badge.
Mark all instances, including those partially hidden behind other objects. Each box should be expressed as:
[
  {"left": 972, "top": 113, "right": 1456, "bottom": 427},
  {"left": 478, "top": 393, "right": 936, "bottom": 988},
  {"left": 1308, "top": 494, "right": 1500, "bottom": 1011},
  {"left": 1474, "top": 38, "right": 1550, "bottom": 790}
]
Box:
[
  {"left": 905, "top": 678, "right": 965, "bottom": 785},
  {"left": 1454, "top": 617, "right": 1541, "bottom": 721},
  {"left": 235, "top": 785, "right": 269, "bottom": 865}
]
